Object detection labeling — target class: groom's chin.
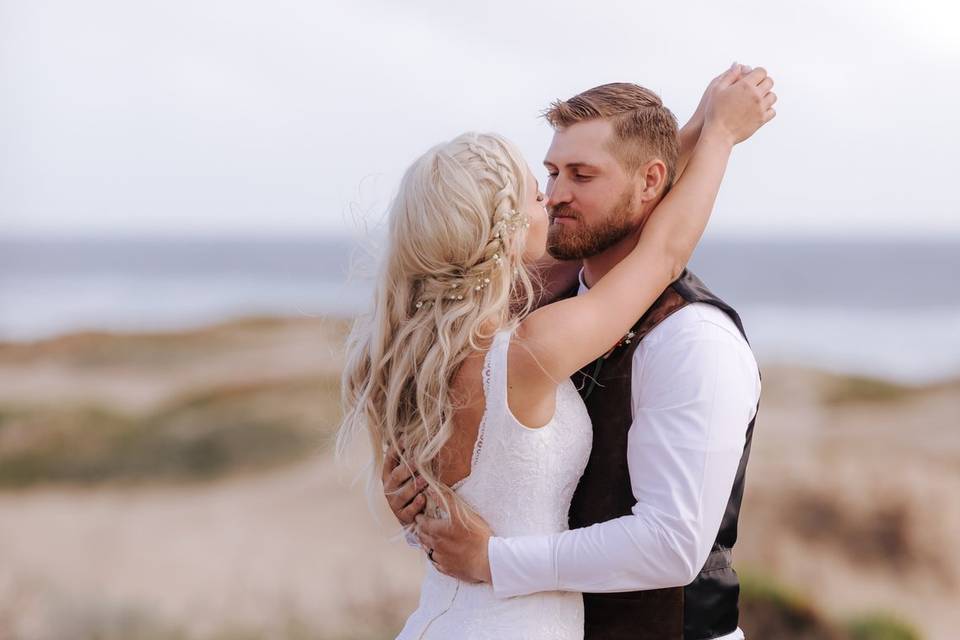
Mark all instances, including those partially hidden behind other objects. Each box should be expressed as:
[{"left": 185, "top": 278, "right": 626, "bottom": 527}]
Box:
[
  {"left": 546, "top": 240, "right": 582, "bottom": 261},
  {"left": 545, "top": 232, "right": 566, "bottom": 259}
]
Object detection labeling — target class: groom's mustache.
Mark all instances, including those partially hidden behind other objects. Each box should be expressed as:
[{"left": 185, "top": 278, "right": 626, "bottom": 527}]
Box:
[{"left": 548, "top": 204, "right": 583, "bottom": 222}]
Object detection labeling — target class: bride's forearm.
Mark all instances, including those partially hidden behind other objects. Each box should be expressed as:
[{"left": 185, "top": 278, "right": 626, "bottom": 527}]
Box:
[
  {"left": 675, "top": 118, "right": 703, "bottom": 180},
  {"left": 630, "top": 124, "right": 734, "bottom": 278}
]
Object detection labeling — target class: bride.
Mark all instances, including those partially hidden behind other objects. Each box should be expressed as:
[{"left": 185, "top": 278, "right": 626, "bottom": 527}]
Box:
[{"left": 337, "top": 63, "right": 772, "bottom": 639}]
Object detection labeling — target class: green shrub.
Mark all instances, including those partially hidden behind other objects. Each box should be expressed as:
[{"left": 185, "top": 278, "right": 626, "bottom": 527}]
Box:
[
  {"left": 822, "top": 376, "right": 916, "bottom": 405},
  {"left": 847, "top": 613, "right": 921, "bottom": 640}
]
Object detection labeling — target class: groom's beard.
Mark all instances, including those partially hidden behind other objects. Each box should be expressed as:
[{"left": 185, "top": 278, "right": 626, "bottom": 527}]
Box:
[{"left": 546, "top": 188, "right": 638, "bottom": 261}]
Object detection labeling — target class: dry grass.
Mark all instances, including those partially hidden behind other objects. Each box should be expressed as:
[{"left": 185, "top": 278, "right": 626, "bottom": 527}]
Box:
[
  {"left": 0, "top": 374, "right": 341, "bottom": 489},
  {"left": 0, "top": 316, "right": 955, "bottom": 638},
  {"left": 820, "top": 375, "right": 922, "bottom": 406}
]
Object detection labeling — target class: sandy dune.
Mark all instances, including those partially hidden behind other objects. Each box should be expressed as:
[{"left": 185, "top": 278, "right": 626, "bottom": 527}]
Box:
[
  {"left": 1, "top": 318, "right": 957, "bottom": 639},
  {"left": 0, "top": 448, "right": 423, "bottom": 639}
]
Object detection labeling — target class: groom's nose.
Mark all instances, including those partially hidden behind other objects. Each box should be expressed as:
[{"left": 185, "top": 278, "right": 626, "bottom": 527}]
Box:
[{"left": 545, "top": 177, "right": 572, "bottom": 209}]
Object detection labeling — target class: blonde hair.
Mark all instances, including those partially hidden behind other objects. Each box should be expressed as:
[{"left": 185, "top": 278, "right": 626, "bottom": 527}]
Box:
[{"left": 336, "top": 132, "right": 537, "bottom": 519}]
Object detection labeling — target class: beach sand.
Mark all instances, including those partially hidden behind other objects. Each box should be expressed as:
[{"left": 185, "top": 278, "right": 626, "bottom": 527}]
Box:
[{"left": 0, "top": 317, "right": 956, "bottom": 639}]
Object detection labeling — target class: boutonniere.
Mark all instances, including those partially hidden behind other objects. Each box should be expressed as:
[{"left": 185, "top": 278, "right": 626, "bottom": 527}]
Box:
[
  {"left": 583, "top": 329, "right": 637, "bottom": 400},
  {"left": 600, "top": 330, "right": 637, "bottom": 359}
]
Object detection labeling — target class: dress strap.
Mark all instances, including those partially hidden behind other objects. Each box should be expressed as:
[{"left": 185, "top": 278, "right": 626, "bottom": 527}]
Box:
[{"left": 482, "top": 329, "right": 512, "bottom": 414}]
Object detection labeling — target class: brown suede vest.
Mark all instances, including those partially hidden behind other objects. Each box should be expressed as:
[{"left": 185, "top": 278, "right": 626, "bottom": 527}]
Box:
[{"left": 565, "top": 269, "right": 759, "bottom": 640}]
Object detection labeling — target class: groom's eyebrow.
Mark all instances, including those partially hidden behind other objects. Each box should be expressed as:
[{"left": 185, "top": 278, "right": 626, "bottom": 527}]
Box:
[{"left": 544, "top": 161, "right": 600, "bottom": 172}]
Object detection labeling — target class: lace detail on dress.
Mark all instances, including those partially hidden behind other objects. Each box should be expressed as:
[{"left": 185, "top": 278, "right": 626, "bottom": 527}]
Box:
[
  {"left": 473, "top": 341, "right": 495, "bottom": 468},
  {"left": 450, "top": 334, "right": 498, "bottom": 491}
]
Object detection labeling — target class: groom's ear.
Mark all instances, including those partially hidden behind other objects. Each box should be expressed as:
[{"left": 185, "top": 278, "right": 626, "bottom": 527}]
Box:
[{"left": 636, "top": 158, "right": 668, "bottom": 203}]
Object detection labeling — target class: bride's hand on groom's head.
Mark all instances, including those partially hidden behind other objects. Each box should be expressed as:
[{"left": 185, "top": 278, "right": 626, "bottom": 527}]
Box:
[
  {"left": 703, "top": 63, "right": 777, "bottom": 145},
  {"left": 689, "top": 62, "right": 749, "bottom": 130},
  {"left": 381, "top": 443, "right": 427, "bottom": 527}
]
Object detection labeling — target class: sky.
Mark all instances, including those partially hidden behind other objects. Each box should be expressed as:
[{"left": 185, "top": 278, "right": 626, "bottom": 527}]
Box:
[{"left": 1, "top": 0, "right": 958, "bottom": 240}]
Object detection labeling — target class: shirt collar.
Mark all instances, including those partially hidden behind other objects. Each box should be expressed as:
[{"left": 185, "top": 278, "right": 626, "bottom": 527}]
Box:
[{"left": 576, "top": 268, "right": 589, "bottom": 296}]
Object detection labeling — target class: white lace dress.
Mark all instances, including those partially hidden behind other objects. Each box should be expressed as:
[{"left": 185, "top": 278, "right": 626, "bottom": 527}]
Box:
[{"left": 396, "top": 328, "right": 594, "bottom": 640}]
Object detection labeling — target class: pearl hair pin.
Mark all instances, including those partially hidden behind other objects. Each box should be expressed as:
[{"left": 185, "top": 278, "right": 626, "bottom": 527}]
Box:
[{"left": 413, "top": 208, "right": 529, "bottom": 311}]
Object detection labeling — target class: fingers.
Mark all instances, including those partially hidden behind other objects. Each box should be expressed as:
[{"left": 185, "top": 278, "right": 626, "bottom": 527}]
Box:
[
  {"left": 416, "top": 520, "right": 454, "bottom": 576},
  {"left": 757, "top": 76, "right": 774, "bottom": 95},
  {"left": 382, "top": 446, "right": 427, "bottom": 526},
  {"left": 416, "top": 511, "right": 454, "bottom": 540},
  {"left": 417, "top": 530, "right": 437, "bottom": 553},
  {"left": 427, "top": 549, "right": 448, "bottom": 575},
  {"left": 386, "top": 456, "right": 416, "bottom": 492},
  {"left": 763, "top": 91, "right": 778, "bottom": 109},
  {"left": 424, "top": 484, "right": 455, "bottom": 506},
  {"left": 389, "top": 476, "right": 426, "bottom": 519},
  {"left": 707, "top": 65, "right": 735, "bottom": 93},
  {"left": 397, "top": 491, "right": 427, "bottom": 525},
  {"left": 386, "top": 472, "right": 427, "bottom": 524},
  {"left": 381, "top": 447, "right": 400, "bottom": 484},
  {"left": 716, "top": 62, "right": 742, "bottom": 89},
  {"left": 763, "top": 108, "right": 777, "bottom": 124},
  {"left": 416, "top": 510, "right": 445, "bottom": 533},
  {"left": 382, "top": 435, "right": 410, "bottom": 482},
  {"left": 743, "top": 66, "right": 768, "bottom": 86},
  {"left": 394, "top": 472, "right": 427, "bottom": 503},
  {"left": 415, "top": 514, "right": 441, "bottom": 550}
]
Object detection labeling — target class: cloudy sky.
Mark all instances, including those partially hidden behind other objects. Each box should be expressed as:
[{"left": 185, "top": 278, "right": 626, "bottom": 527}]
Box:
[{"left": 1, "top": 0, "right": 958, "bottom": 239}]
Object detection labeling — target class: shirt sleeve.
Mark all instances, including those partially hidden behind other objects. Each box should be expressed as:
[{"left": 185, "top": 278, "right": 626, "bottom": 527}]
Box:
[
  {"left": 403, "top": 527, "right": 422, "bottom": 548},
  {"left": 488, "top": 309, "right": 760, "bottom": 598}
]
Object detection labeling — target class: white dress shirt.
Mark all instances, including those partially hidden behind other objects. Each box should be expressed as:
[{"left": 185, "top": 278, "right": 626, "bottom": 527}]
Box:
[{"left": 486, "top": 271, "right": 760, "bottom": 640}]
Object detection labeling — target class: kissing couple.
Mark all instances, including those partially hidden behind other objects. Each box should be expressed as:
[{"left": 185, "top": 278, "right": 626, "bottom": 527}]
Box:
[{"left": 338, "top": 61, "right": 775, "bottom": 639}]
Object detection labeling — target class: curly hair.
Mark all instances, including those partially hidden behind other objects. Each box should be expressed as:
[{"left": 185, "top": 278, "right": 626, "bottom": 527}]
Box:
[{"left": 336, "top": 132, "right": 538, "bottom": 520}]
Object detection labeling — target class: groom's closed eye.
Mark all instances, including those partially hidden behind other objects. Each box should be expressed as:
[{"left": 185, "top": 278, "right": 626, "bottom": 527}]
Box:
[{"left": 545, "top": 169, "right": 592, "bottom": 181}]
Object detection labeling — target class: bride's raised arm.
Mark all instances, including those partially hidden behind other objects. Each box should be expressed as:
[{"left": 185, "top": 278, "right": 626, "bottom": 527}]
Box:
[{"left": 517, "top": 66, "right": 776, "bottom": 384}]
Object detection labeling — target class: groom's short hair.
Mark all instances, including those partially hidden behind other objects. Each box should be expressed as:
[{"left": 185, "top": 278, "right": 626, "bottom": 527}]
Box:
[{"left": 543, "top": 83, "right": 679, "bottom": 189}]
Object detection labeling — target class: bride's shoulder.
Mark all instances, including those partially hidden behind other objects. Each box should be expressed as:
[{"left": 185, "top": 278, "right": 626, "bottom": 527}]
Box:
[
  {"left": 506, "top": 324, "right": 550, "bottom": 380},
  {"left": 501, "top": 327, "right": 562, "bottom": 430}
]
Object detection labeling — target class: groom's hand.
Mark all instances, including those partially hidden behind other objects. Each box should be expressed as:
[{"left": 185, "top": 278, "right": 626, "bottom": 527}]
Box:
[
  {"left": 415, "top": 490, "right": 494, "bottom": 584},
  {"left": 381, "top": 444, "right": 427, "bottom": 527}
]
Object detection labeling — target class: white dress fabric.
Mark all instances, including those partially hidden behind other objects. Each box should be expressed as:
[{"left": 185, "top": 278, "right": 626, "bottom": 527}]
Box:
[{"left": 396, "top": 327, "right": 594, "bottom": 640}]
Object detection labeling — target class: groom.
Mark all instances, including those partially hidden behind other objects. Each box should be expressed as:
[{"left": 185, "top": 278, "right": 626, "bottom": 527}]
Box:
[{"left": 384, "top": 66, "right": 772, "bottom": 640}]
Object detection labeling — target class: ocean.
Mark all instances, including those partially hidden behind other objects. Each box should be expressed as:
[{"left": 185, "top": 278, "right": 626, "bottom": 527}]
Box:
[{"left": 2, "top": 237, "right": 958, "bottom": 384}]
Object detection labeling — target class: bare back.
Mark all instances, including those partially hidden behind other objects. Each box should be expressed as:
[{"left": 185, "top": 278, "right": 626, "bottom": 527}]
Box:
[{"left": 439, "top": 334, "right": 562, "bottom": 488}]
